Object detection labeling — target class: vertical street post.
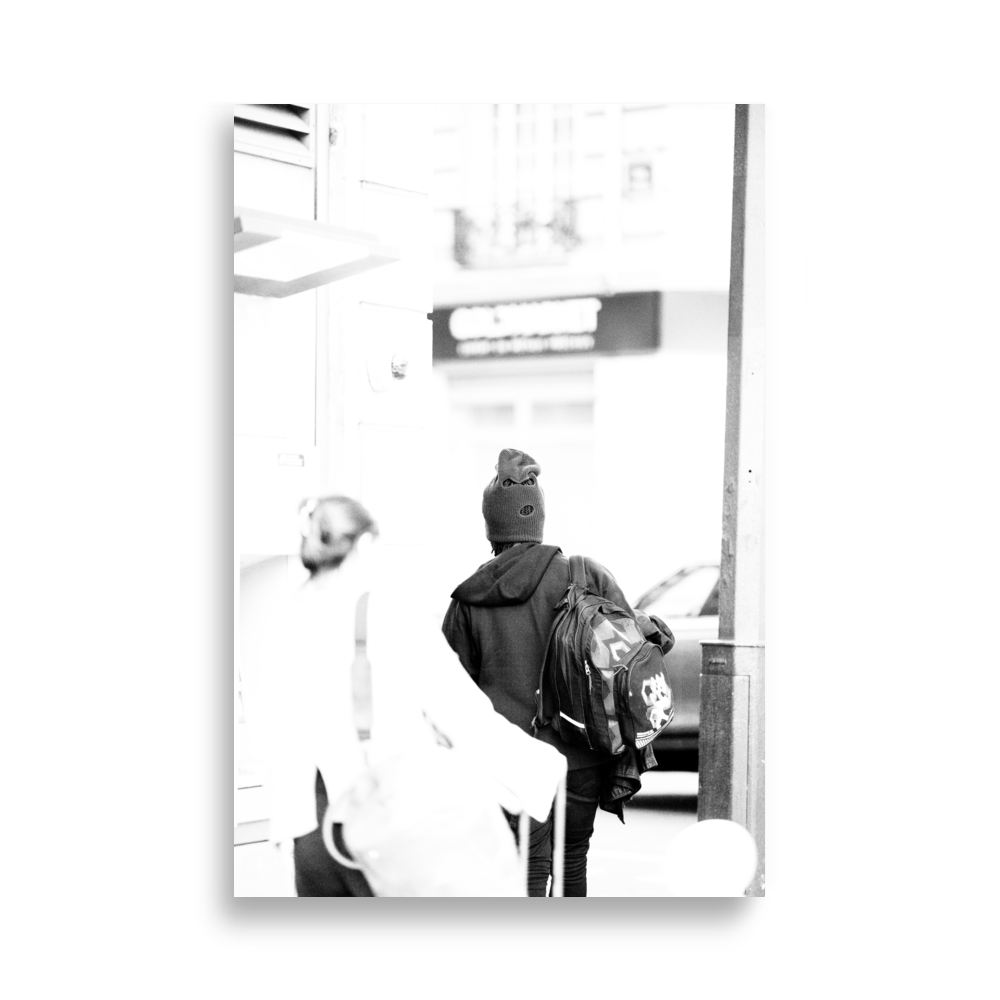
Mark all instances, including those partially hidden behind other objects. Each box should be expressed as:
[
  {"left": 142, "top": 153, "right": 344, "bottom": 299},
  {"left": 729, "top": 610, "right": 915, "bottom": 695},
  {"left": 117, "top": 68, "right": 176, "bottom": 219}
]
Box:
[{"left": 698, "top": 104, "right": 765, "bottom": 896}]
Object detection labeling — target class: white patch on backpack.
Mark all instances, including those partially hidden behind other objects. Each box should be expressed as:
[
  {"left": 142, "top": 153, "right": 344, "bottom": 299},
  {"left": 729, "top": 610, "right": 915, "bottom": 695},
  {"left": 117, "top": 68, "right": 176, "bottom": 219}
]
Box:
[{"left": 641, "top": 672, "right": 672, "bottom": 729}]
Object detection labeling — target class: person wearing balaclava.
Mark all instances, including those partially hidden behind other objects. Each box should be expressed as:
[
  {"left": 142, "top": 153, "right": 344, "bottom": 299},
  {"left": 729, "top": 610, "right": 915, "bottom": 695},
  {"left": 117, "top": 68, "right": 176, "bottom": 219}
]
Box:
[{"left": 442, "top": 448, "right": 666, "bottom": 896}]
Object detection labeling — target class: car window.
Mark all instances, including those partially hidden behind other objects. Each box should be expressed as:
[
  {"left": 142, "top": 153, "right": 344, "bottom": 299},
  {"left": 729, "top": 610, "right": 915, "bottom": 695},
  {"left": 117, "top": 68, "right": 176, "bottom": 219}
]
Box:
[
  {"left": 641, "top": 566, "right": 720, "bottom": 619},
  {"left": 700, "top": 580, "right": 720, "bottom": 617}
]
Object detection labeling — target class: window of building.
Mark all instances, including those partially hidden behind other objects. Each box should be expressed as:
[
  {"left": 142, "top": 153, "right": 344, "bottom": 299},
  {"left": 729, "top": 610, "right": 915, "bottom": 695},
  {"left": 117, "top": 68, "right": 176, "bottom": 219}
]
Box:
[
  {"left": 234, "top": 104, "right": 314, "bottom": 167},
  {"left": 436, "top": 104, "right": 598, "bottom": 267}
]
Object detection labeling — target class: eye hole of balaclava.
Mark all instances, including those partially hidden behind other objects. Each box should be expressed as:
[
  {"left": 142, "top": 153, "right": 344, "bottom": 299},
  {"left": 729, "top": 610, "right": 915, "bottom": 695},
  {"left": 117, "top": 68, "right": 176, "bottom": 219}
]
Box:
[{"left": 502, "top": 478, "right": 514, "bottom": 487}]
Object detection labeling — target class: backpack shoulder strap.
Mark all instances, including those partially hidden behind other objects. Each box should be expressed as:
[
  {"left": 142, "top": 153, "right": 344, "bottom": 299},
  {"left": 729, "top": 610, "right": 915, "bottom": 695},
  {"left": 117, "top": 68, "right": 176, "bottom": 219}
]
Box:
[
  {"left": 351, "top": 591, "right": 373, "bottom": 742},
  {"left": 568, "top": 555, "right": 587, "bottom": 590},
  {"left": 355, "top": 590, "right": 369, "bottom": 644}
]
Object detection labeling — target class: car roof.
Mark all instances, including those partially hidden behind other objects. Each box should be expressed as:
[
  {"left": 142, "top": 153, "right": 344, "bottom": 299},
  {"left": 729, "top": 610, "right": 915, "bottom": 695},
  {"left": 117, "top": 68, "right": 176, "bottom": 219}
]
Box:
[{"left": 635, "top": 562, "right": 720, "bottom": 609}]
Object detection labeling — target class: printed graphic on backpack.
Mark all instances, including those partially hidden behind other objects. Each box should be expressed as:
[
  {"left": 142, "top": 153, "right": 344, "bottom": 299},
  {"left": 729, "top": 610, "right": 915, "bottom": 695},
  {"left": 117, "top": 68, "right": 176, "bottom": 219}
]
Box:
[
  {"left": 614, "top": 643, "right": 674, "bottom": 748},
  {"left": 588, "top": 614, "right": 674, "bottom": 752}
]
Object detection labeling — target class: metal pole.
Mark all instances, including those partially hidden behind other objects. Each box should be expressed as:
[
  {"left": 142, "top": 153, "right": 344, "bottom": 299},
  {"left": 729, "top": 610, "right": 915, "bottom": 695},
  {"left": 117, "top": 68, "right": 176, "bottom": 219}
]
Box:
[
  {"left": 698, "top": 104, "right": 766, "bottom": 896},
  {"left": 314, "top": 104, "right": 331, "bottom": 484},
  {"left": 551, "top": 773, "right": 566, "bottom": 897},
  {"left": 518, "top": 810, "right": 530, "bottom": 893}
]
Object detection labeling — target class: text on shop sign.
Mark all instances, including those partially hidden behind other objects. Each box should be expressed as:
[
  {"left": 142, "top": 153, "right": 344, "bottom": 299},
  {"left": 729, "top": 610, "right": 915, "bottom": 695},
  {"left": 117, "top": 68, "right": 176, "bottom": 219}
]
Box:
[{"left": 432, "top": 292, "right": 660, "bottom": 361}]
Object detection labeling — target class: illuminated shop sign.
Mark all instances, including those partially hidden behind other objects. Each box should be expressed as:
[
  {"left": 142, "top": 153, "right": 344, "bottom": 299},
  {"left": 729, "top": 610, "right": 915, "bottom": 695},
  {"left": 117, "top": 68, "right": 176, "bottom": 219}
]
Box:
[{"left": 432, "top": 291, "right": 660, "bottom": 361}]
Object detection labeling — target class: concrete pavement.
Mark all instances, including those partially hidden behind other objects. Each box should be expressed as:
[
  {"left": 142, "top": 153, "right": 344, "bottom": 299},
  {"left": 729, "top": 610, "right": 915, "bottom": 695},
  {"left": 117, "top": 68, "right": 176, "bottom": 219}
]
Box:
[{"left": 234, "top": 770, "right": 698, "bottom": 898}]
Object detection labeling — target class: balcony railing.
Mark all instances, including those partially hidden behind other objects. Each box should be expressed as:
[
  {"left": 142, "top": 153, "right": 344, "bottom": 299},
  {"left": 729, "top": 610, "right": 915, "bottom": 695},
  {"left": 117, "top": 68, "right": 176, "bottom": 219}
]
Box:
[{"left": 453, "top": 200, "right": 582, "bottom": 269}]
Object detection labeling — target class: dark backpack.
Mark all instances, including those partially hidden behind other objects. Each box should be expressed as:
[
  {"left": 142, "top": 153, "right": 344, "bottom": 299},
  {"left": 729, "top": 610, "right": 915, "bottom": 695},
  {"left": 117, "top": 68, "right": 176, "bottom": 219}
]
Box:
[{"left": 534, "top": 556, "right": 676, "bottom": 755}]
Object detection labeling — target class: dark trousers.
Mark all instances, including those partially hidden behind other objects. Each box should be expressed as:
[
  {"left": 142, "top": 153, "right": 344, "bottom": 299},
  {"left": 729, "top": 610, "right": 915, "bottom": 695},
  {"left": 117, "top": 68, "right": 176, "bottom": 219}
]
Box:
[
  {"left": 295, "top": 765, "right": 608, "bottom": 897},
  {"left": 293, "top": 771, "right": 374, "bottom": 897},
  {"left": 508, "top": 762, "right": 610, "bottom": 897}
]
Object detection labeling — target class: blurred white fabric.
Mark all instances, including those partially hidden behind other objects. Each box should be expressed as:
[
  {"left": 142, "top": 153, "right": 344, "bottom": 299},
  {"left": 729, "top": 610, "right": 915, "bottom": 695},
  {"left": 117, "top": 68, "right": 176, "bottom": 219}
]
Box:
[{"left": 255, "top": 542, "right": 566, "bottom": 848}]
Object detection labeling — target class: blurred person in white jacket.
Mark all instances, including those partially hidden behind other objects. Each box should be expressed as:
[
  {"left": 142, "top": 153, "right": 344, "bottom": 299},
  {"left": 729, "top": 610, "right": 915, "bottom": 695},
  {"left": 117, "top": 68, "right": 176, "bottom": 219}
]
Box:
[{"left": 256, "top": 495, "right": 566, "bottom": 896}]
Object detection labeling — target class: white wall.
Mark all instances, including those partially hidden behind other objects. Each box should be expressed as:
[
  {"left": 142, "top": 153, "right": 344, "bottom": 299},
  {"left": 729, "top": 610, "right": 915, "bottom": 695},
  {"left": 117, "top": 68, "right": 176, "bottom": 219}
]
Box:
[
  {"left": 592, "top": 294, "right": 728, "bottom": 601},
  {"left": 235, "top": 106, "right": 436, "bottom": 836},
  {"left": 234, "top": 149, "right": 321, "bottom": 558}
]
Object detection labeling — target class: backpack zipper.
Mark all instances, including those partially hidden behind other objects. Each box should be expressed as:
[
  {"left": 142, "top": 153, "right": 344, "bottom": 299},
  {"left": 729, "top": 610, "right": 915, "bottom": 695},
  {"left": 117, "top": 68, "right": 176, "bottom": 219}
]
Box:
[{"left": 582, "top": 658, "right": 598, "bottom": 749}]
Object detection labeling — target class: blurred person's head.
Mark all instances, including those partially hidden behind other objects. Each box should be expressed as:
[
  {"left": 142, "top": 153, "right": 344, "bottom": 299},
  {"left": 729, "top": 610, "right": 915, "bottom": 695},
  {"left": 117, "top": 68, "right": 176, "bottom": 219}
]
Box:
[
  {"left": 482, "top": 448, "right": 545, "bottom": 554},
  {"left": 299, "top": 496, "right": 379, "bottom": 577}
]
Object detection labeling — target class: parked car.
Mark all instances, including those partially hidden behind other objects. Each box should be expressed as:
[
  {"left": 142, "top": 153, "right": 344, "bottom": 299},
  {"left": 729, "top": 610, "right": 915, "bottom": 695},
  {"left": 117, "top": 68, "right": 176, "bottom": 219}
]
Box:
[{"left": 635, "top": 563, "right": 720, "bottom": 770}]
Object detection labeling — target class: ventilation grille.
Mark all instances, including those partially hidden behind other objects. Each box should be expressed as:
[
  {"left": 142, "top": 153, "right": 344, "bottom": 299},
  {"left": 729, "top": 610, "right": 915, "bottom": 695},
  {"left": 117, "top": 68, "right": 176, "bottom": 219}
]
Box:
[{"left": 234, "top": 104, "right": 314, "bottom": 167}]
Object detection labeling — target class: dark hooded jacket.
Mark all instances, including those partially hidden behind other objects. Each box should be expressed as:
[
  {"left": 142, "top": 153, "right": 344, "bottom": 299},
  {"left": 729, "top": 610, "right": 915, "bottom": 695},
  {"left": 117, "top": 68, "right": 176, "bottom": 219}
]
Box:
[{"left": 442, "top": 542, "right": 659, "bottom": 818}]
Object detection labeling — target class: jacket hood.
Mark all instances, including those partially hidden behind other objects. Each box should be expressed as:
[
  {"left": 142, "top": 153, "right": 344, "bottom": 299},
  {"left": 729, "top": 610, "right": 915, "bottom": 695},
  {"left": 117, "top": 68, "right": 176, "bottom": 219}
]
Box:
[{"left": 451, "top": 543, "right": 561, "bottom": 607}]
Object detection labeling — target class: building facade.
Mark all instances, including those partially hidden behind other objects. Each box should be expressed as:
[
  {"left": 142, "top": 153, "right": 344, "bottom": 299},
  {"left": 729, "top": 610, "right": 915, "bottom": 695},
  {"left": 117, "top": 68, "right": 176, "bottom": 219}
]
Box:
[
  {"left": 427, "top": 104, "right": 736, "bottom": 605},
  {"left": 234, "top": 104, "right": 435, "bottom": 869}
]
